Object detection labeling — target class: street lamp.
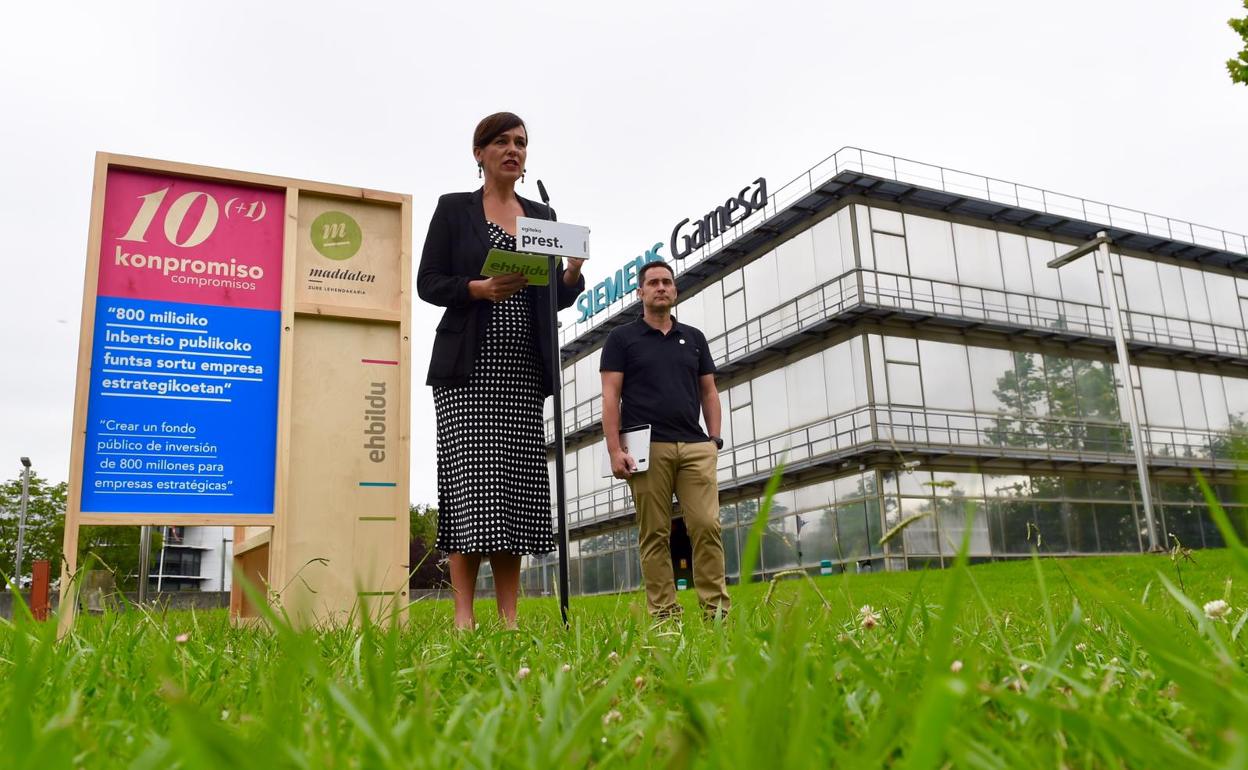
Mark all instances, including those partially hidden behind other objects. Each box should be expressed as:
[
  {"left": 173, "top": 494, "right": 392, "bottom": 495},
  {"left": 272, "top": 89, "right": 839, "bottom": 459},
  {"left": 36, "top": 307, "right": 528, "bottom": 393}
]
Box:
[
  {"left": 1049, "top": 231, "right": 1160, "bottom": 552},
  {"left": 15, "top": 457, "right": 31, "bottom": 589}
]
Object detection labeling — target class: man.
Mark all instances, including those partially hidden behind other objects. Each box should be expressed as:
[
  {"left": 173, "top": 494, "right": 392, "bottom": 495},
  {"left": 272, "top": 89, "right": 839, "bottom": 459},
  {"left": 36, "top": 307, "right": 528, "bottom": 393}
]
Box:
[{"left": 600, "top": 261, "right": 731, "bottom": 620}]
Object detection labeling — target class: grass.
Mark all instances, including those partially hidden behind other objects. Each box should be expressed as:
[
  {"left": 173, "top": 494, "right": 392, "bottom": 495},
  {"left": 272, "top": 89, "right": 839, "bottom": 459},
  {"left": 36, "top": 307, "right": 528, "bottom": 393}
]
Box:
[
  {"left": 4, "top": 474, "right": 1248, "bottom": 768},
  {"left": 1, "top": 549, "right": 1246, "bottom": 768}
]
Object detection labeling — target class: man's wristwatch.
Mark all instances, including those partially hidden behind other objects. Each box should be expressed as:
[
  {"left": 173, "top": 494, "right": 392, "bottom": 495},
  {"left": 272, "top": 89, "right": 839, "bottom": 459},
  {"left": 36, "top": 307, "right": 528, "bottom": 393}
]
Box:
[{"left": 711, "top": 436, "right": 724, "bottom": 450}]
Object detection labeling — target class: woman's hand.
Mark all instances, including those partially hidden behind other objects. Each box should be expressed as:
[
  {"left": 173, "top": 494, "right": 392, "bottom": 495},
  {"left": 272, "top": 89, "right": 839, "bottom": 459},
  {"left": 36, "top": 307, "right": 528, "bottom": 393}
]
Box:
[
  {"left": 563, "top": 257, "right": 586, "bottom": 287},
  {"left": 470, "top": 273, "right": 529, "bottom": 302}
]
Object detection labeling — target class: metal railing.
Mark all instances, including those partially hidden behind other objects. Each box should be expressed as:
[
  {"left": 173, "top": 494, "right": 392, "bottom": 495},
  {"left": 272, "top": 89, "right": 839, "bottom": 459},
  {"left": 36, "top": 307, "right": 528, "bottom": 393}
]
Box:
[
  {"left": 559, "top": 146, "right": 1248, "bottom": 347},
  {"left": 547, "top": 268, "right": 1248, "bottom": 442},
  {"left": 558, "top": 403, "right": 1245, "bottom": 530}
]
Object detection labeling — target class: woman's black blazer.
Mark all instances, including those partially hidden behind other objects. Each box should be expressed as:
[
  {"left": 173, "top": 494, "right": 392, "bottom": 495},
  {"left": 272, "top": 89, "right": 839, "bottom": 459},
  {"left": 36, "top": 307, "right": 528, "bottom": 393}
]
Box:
[{"left": 416, "top": 188, "right": 585, "bottom": 396}]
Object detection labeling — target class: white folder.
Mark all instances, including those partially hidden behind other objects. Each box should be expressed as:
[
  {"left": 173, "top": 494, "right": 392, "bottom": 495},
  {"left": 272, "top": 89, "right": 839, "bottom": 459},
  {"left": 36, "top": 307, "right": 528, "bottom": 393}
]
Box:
[{"left": 600, "top": 424, "right": 651, "bottom": 477}]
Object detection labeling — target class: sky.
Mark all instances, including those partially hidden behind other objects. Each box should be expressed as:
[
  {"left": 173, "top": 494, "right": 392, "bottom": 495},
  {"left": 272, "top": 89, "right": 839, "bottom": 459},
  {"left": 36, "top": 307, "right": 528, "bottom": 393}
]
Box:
[{"left": 1, "top": 0, "right": 1246, "bottom": 507}]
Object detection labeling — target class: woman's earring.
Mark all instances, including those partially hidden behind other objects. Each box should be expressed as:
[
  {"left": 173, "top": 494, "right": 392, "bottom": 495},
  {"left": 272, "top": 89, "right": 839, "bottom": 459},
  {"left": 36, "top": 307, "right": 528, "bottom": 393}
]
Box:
[
  {"left": 477, "top": 163, "right": 483, "bottom": 179},
  {"left": 521, "top": 169, "right": 526, "bottom": 183}
]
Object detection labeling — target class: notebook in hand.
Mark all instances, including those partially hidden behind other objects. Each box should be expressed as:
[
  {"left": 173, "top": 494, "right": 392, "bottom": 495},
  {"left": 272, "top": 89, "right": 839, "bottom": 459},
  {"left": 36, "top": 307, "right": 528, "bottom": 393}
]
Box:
[{"left": 600, "top": 424, "right": 651, "bottom": 477}]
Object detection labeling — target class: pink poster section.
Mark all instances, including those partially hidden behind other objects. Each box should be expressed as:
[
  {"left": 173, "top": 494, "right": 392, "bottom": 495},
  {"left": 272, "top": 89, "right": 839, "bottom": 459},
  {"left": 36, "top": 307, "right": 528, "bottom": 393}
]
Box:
[{"left": 98, "top": 169, "right": 284, "bottom": 311}]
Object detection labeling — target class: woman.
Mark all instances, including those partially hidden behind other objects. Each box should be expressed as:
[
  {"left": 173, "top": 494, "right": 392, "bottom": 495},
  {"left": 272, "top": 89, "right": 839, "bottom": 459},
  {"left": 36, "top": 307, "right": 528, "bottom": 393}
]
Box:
[{"left": 416, "top": 112, "right": 585, "bottom": 629}]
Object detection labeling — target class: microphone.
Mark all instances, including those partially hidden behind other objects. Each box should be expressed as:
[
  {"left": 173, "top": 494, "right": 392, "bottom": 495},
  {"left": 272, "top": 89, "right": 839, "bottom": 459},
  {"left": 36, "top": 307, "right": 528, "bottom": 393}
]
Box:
[{"left": 536, "top": 179, "right": 551, "bottom": 207}]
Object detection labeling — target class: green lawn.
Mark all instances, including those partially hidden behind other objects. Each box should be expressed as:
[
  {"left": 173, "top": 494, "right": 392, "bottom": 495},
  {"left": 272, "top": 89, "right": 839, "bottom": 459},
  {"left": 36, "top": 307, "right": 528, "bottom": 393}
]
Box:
[{"left": 3, "top": 548, "right": 1248, "bottom": 769}]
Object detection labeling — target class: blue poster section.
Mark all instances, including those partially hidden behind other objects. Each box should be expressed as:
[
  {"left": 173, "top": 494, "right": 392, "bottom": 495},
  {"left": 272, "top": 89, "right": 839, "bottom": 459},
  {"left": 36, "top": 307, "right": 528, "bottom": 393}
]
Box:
[{"left": 81, "top": 296, "right": 280, "bottom": 514}]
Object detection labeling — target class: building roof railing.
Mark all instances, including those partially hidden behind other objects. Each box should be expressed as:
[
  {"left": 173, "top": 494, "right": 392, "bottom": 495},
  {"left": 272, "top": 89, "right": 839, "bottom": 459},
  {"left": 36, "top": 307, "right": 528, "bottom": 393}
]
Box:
[
  {"left": 560, "top": 403, "right": 1246, "bottom": 534},
  {"left": 548, "top": 267, "right": 1248, "bottom": 449},
  {"left": 560, "top": 146, "right": 1248, "bottom": 354}
]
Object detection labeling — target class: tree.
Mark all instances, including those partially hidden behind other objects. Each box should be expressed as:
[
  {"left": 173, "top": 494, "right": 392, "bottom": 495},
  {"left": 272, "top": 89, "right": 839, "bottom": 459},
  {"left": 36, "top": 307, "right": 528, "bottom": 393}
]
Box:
[
  {"left": 1, "top": 473, "right": 155, "bottom": 590},
  {"left": 409, "top": 503, "right": 437, "bottom": 545},
  {"left": 0, "top": 473, "right": 66, "bottom": 581},
  {"left": 408, "top": 503, "right": 447, "bottom": 589},
  {"left": 1229, "top": 1, "right": 1248, "bottom": 86}
]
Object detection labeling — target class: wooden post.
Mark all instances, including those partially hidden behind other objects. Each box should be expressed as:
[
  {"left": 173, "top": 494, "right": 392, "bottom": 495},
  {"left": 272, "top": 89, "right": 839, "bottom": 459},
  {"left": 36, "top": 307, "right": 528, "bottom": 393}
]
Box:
[{"left": 31, "top": 560, "right": 51, "bottom": 621}]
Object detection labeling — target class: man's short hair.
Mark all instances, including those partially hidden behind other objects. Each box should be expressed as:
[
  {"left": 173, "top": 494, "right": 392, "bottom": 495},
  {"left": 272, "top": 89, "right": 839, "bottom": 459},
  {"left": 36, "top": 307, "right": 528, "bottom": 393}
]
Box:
[{"left": 638, "top": 261, "right": 675, "bottom": 285}]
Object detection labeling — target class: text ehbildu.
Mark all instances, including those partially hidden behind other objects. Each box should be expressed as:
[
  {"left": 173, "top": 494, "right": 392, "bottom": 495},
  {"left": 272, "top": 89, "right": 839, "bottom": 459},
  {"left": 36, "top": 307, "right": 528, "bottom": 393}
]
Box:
[
  {"left": 364, "top": 382, "right": 388, "bottom": 462},
  {"left": 669, "top": 177, "right": 768, "bottom": 259}
]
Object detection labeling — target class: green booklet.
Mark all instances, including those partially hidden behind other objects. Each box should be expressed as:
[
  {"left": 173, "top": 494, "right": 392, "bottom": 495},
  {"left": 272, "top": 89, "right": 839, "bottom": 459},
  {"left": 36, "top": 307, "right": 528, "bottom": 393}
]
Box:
[{"left": 480, "top": 249, "right": 560, "bottom": 287}]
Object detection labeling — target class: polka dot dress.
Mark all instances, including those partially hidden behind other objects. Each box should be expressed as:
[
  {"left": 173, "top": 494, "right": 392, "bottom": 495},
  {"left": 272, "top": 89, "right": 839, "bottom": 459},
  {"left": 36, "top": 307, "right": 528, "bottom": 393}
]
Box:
[{"left": 432, "top": 221, "right": 555, "bottom": 555}]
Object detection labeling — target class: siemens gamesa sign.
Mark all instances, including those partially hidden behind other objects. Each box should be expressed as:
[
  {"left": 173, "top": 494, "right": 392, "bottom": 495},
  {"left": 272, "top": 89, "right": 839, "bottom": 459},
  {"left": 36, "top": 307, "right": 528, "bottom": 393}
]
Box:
[
  {"left": 669, "top": 177, "right": 767, "bottom": 259},
  {"left": 575, "top": 243, "right": 664, "bottom": 322},
  {"left": 573, "top": 177, "right": 767, "bottom": 322}
]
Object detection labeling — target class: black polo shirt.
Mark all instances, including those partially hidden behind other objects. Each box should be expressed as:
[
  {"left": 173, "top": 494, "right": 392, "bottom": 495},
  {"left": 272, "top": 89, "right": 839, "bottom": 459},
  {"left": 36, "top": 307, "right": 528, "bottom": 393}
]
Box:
[{"left": 600, "top": 316, "right": 716, "bottom": 443}]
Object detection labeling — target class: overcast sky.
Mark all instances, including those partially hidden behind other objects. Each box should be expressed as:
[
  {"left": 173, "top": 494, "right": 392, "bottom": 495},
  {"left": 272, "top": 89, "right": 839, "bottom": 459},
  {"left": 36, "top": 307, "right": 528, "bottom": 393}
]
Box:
[{"left": 2, "top": 0, "right": 1246, "bottom": 507}]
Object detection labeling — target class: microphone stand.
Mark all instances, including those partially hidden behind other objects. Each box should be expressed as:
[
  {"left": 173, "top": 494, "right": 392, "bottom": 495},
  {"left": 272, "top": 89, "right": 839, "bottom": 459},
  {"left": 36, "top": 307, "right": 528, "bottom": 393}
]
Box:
[{"left": 537, "top": 179, "right": 572, "bottom": 628}]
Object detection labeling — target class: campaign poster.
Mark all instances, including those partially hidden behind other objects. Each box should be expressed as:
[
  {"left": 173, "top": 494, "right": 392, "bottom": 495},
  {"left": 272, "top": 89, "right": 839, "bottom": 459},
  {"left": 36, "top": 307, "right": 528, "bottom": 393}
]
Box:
[{"left": 80, "top": 169, "right": 283, "bottom": 515}]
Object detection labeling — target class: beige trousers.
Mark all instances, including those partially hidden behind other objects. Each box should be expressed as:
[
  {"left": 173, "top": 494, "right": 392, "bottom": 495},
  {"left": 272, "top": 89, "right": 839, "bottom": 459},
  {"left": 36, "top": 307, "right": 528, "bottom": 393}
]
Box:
[{"left": 627, "top": 441, "right": 731, "bottom": 617}]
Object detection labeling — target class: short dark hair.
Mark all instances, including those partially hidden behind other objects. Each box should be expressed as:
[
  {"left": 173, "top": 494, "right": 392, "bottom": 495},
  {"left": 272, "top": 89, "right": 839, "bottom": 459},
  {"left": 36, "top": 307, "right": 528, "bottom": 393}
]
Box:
[
  {"left": 638, "top": 261, "right": 674, "bottom": 285},
  {"left": 473, "top": 112, "right": 527, "bottom": 151}
]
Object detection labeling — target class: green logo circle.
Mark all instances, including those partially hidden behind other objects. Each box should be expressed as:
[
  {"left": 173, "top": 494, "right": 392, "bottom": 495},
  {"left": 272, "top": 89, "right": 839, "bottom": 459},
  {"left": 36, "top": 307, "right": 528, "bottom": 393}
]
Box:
[{"left": 310, "top": 211, "right": 363, "bottom": 260}]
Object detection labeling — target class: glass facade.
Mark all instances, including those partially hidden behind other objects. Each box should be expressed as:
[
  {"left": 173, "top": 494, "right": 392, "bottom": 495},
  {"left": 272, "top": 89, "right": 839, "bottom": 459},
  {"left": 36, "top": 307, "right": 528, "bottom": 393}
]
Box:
[{"left": 501, "top": 190, "right": 1248, "bottom": 596}]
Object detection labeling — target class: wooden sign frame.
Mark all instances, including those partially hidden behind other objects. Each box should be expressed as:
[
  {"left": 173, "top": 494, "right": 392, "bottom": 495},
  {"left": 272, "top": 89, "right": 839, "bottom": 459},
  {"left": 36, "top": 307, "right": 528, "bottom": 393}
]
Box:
[{"left": 62, "top": 153, "right": 412, "bottom": 630}]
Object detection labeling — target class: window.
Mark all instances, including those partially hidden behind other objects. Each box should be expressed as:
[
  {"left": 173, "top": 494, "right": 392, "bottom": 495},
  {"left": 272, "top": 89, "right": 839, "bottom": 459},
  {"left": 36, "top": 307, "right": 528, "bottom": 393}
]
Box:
[
  {"left": 1223, "top": 374, "right": 1248, "bottom": 427},
  {"left": 900, "top": 498, "right": 939, "bottom": 555},
  {"left": 968, "top": 346, "right": 1017, "bottom": 413},
  {"left": 886, "top": 363, "right": 923, "bottom": 406},
  {"left": 871, "top": 208, "right": 905, "bottom": 235},
  {"left": 1204, "top": 272, "right": 1242, "bottom": 328},
  {"left": 856, "top": 206, "right": 875, "bottom": 269},
  {"left": 722, "top": 527, "right": 740, "bottom": 577},
  {"left": 1043, "top": 355, "right": 1079, "bottom": 421},
  {"left": 837, "top": 502, "right": 870, "bottom": 560},
  {"left": 1095, "top": 503, "right": 1140, "bottom": 552},
  {"left": 731, "top": 404, "right": 755, "bottom": 444},
  {"left": 786, "top": 355, "right": 828, "bottom": 428},
  {"left": 824, "top": 338, "right": 868, "bottom": 414},
  {"left": 1122, "top": 257, "right": 1163, "bottom": 315},
  {"left": 811, "top": 209, "right": 850, "bottom": 283},
  {"left": 1073, "top": 359, "right": 1120, "bottom": 421},
  {"left": 1013, "top": 352, "right": 1049, "bottom": 417},
  {"left": 724, "top": 290, "right": 746, "bottom": 330},
  {"left": 676, "top": 291, "right": 705, "bottom": 332},
  {"left": 1057, "top": 252, "right": 1102, "bottom": 306},
  {"left": 1063, "top": 501, "right": 1103, "bottom": 549},
  {"left": 884, "top": 336, "right": 919, "bottom": 363},
  {"left": 995, "top": 499, "right": 1036, "bottom": 554},
  {"left": 1026, "top": 237, "right": 1062, "bottom": 299},
  {"left": 1139, "top": 367, "right": 1184, "bottom": 428},
  {"left": 1032, "top": 501, "right": 1070, "bottom": 553},
  {"left": 1156, "top": 263, "right": 1189, "bottom": 320},
  {"left": 919, "top": 340, "right": 973, "bottom": 411},
  {"left": 796, "top": 507, "right": 837, "bottom": 565},
  {"left": 744, "top": 250, "right": 780, "bottom": 318},
  {"left": 873, "top": 233, "right": 909, "bottom": 275},
  {"left": 751, "top": 369, "right": 789, "bottom": 439},
  {"left": 1201, "top": 374, "right": 1230, "bottom": 431},
  {"left": 999, "top": 232, "right": 1034, "bottom": 295},
  {"left": 701, "top": 283, "right": 725, "bottom": 339},
  {"left": 1175, "top": 371, "right": 1208, "bottom": 430},
  {"left": 777, "top": 230, "right": 818, "bottom": 304},
  {"left": 935, "top": 497, "right": 990, "bottom": 556},
  {"left": 1181, "top": 268, "right": 1211, "bottom": 323},
  {"left": 904, "top": 214, "right": 958, "bottom": 283},
  {"left": 952, "top": 223, "right": 1004, "bottom": 291}
]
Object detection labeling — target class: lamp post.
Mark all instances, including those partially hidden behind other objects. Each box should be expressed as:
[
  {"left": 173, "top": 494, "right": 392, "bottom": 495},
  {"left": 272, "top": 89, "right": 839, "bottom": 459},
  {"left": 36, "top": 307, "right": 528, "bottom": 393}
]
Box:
[
  {"left": 15, "top": 457, "right": 31, "bottom": 589},
  {"left": 137, "top": 526, "right": 152, "bottom": 603},
  {"left": 1049, "top": 231, "right": 1160, "bottom": 552}
]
